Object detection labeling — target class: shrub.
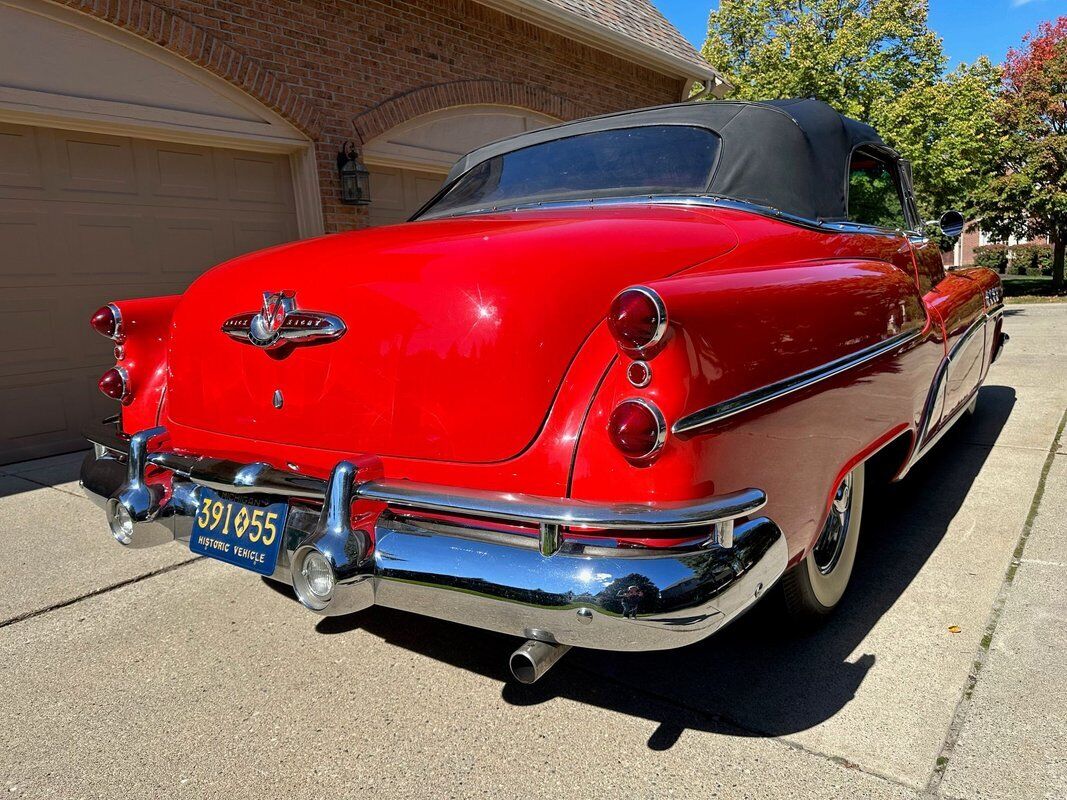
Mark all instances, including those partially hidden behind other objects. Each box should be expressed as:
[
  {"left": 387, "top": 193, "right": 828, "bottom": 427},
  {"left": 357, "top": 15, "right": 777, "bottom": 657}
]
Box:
[
  {"left": 1009, "top": 243, "right": 1053, "bottom": 276},
  {"left": 973, "top": 244, "right": 1009, "bottom": 273}
]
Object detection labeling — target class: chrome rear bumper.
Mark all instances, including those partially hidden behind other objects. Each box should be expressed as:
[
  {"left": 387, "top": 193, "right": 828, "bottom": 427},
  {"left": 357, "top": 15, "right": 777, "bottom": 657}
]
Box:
[{"left": 81, "top": 421, "right": 787, "bottom": 651}]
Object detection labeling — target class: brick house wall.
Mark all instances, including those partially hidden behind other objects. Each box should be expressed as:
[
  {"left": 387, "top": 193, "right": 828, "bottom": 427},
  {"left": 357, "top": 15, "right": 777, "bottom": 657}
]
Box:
[
  {"left": 59, "top": 0, "right": 686, "bottom": 232},
  {"left": 946, "top": 227, "right": 1051, "bottom": 267}
]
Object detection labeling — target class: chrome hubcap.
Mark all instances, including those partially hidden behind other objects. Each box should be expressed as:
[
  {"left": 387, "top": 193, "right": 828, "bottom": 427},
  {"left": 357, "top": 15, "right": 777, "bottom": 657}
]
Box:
[{"left": 813, "top": 473, "right": 853, "bottom": 575}]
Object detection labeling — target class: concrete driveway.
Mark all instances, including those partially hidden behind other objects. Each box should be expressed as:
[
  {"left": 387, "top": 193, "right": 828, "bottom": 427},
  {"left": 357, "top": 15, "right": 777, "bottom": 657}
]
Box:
[{"left": 1, "top": 304, "right": 1064, "bottom": 799}]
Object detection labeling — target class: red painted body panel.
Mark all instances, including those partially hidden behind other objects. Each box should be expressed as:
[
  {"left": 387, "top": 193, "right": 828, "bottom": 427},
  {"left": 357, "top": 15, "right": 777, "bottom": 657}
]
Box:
[
  {"left": 111, "top": 295, "right": 179, "bottom": 434},
  {"left": 107, "top": 204, "right": 1001, "bottom": 562},
  {"left": 166, "top": 209, "right": 736, "bottom": 464}
]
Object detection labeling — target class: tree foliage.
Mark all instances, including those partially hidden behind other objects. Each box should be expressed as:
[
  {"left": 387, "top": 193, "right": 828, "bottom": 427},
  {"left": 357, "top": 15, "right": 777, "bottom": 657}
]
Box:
[
  {"left": 972, "top": 16, "right": 1067, "bottom": 287},
  {"left": 701, "top": 0, "right": 1001, "bottom": 225},
  {"left": 702, "top": 0, "right": 944, "bottom": 120},
  {"left": 876, "top": 57, "right": 1002, "bottom": 221}
]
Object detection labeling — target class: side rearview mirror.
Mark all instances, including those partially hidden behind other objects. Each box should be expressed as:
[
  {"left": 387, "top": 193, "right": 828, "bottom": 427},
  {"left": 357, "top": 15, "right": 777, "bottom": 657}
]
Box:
[{"left": 926, "top": 210, "right": 965, "bottom": 238}]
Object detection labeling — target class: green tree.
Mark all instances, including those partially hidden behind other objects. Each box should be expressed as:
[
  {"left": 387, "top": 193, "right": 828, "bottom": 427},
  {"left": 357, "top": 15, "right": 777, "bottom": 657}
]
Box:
[
  {"left": 702, "top": 0, "right": 944, "bottom": 121},
  {"left": 701, "top": 0, "right": 1001, "bottom": 227},
  {"left": 876, "top": 58, "right": 1002, "bottom": 222},
  {"left": 972, "top": 17, "right": 1067, "bottom": 289}
]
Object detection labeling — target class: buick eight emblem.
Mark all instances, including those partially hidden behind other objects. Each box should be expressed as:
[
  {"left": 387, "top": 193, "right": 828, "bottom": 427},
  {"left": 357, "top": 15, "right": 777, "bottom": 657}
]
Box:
[{"left": 222, "top": 291, "right": 346, "bottom": 349}]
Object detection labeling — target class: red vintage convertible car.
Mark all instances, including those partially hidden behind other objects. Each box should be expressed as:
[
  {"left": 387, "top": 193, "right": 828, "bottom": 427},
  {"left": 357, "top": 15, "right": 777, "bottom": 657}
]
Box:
[{"left": 81, "top": 99, "right": 1006, "bottom": 683}]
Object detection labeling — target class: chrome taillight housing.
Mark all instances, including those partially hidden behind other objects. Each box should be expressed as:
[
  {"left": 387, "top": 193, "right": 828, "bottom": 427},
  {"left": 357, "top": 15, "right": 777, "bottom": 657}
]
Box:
[
  {"left": 607, "top": 286, "right": 667, "bottom": 355},
  {"left": 98, "top": 366, "right": 130, "bottom": 404},
  {"left": 608, "top": 398, "right": 667, "bottom": 461},
  {"left": 90, "top": 304, "right": 123, "bottom": 341}
]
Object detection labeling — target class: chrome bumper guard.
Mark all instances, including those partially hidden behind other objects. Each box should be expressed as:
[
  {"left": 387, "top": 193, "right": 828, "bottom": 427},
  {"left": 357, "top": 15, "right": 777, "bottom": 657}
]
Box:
[{"left": 81, "top": 421, "right": 787, "bottom": 651}]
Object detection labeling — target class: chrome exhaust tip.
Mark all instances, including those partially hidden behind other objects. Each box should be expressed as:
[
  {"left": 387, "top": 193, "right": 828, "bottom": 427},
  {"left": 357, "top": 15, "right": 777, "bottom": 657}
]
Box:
[{"left": 509, "top": 639, "right": 571, "bottom": 684}]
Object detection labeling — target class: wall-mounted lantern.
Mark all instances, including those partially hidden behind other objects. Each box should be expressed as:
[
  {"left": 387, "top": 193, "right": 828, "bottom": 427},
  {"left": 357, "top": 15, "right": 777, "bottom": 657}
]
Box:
[{"left": 337, "top": 141, "right": 370, "bottom": 205}]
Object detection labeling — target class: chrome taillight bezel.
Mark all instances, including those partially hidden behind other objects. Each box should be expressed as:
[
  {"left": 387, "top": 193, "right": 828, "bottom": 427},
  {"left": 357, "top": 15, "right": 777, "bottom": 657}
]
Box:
[
  {"left": 90, "top": 303, "right": 124, "bottom": 342},
  {"left": 626, "top": 360, "right": 652, "bottom": 388},
  {"left": 98, "top": 365, "right": 131, "bottom": 404},
  {"left": 607, "top": 286, "right": 668, "bottom": 356},
  {"left": 608, "top": 397, "right": 668, "bottom": 461}
]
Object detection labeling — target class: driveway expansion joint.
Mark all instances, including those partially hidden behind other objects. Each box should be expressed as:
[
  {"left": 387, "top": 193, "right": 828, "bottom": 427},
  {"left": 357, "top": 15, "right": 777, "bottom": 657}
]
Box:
[
  {"left": 0, "top": 556, "right": 203, "bottom": 630},
  {"left": 923, "top": 405, "right": 1067, "bottom": 796}
]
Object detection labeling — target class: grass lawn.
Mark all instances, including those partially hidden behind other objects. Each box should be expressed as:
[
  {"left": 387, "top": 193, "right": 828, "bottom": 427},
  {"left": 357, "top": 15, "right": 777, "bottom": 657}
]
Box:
[{"left": 1001, "top": 274, "right": 1067, "bottom": 304}]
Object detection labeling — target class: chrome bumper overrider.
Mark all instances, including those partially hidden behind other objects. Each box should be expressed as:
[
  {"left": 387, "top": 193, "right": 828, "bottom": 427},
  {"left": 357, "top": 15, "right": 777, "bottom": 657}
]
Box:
[{"left": 81, "top": 421, "right": 786, "bottom": 651}]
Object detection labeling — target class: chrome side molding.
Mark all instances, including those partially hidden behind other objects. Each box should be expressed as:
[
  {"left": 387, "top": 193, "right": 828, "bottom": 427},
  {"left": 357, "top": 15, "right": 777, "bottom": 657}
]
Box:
[
  {"left": 674, "top": 327, "right": 924, "bottom": 435},
  {"left": 899, "top": 306, "right": 1003, "bottom": 478}
]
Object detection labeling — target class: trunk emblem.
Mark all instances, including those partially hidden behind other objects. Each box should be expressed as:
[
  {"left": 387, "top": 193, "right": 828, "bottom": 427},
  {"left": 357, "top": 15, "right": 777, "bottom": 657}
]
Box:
[{"left": 222, "top": 291, "right": 346, "bottom": 350}]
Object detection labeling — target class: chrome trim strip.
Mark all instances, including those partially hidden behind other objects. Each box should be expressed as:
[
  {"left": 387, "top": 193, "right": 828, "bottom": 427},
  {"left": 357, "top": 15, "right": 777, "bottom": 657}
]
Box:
[
  {"left": 355, "top": 479, "right": 763, "bottom": 530},
  {"left": 88, "top": 423, "right": 765, "bottom": 532},
  {"left": 900, "top": 310, "right": 995, "bottom": 477},
  {"left": 947, "top": 314, "right": 988, "bottom": 362},
  {"left": 419, "top": 194, "right": 906, "bottom": 238},
  {"left": 901, "top": 383, "right": 978, "bottom": 478},
  {"left": 673, "top": 328, "right": 924, "bottom": 435}
]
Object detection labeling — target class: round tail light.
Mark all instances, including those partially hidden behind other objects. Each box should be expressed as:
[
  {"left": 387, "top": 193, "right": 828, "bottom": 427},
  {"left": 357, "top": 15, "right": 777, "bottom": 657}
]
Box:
[
  {"left": 608, "top": 398, "right": 667, "bottom": 461},
  {"left": 90, "top": 304, "right": 122, "bottom": 340},
  {"left": 607, "top": 287, "right": 667, "bottom": 354},
  {"left": 98, "top": 367, "right": 130, "bottom": 403}
]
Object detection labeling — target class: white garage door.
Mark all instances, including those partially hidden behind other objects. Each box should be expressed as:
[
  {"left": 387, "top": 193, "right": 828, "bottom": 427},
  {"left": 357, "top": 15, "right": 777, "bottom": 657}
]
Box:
[
  {"left": 0, "top": 122, "right": 299, "bottom": 463},
  {"left": 367, "top": 165, "right": 447, "bottom": 227},
  {"left": 362, "top": 105, "right": 557, "bottom": 228}
]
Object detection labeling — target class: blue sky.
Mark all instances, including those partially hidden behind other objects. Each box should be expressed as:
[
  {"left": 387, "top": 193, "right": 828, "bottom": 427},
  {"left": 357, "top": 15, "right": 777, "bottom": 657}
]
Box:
[{"left": 655, "top": 0, "right": 1064, "bottom": 68}]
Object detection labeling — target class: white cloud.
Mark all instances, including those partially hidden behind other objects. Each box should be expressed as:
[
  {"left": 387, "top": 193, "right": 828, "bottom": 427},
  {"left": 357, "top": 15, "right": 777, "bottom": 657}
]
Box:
[{"left": 1011, "top": 0, "right": 1045, "bottom": 7}]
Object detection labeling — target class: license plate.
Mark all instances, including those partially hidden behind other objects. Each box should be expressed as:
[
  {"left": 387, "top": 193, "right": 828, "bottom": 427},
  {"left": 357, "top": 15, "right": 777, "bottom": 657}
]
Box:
[{"left": 190, "top": 488, "right": 287, "bottom": 576}]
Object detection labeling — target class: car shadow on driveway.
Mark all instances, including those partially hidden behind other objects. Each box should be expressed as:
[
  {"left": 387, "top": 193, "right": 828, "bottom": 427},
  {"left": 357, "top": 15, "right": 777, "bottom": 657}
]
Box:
[{"left": 296, "top": 384, "right": 1016, "bottom": 749}]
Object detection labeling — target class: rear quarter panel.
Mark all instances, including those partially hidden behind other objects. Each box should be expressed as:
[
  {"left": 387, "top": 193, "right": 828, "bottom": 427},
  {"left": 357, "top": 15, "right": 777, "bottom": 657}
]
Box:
[
  {"left": 923, "top": 267, "right": 1002, "bottom": 422},
  {"left": 571, "top": 214, "right": 942, "bottom": 562}
]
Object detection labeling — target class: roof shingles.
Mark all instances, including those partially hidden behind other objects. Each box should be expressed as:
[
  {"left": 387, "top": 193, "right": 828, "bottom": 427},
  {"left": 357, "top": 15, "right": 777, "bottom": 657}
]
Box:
[{"left": 540, "top": 0, "right": 715, "bottom": 78}]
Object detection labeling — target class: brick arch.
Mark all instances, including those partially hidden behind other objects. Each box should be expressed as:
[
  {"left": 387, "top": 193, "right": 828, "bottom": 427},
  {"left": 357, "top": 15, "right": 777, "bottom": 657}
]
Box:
[
  {"left": 58, "top": 0, "right": 321, "bottom": 137},
  {"left": 352, "top": 80, "right": 582, "bottom": 143}
]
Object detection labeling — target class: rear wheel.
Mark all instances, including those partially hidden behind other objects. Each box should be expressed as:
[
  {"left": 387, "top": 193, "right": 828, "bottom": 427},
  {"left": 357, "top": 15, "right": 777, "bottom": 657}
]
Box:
[{"left": 782, "top": 462, "right": 865, "bottom": 622}]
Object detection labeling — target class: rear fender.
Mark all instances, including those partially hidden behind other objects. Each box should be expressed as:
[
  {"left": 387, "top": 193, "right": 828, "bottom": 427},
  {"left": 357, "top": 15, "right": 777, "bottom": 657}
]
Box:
[
  {"left": 106, "top": 295, "right": 180, "bottom": 434},
  {"left": 570, "top": 259, "right": 936, "bottom": 559}
]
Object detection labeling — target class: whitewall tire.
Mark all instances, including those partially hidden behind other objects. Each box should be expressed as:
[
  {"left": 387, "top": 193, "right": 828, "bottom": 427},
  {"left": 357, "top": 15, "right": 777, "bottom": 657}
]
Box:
[{"left": 782, "top": 462, "right": 865, "bottom": 620}]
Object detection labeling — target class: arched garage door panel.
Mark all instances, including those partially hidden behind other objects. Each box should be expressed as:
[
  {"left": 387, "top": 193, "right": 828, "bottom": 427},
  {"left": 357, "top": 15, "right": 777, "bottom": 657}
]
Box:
[
  {"left": 362, "top": 105, "right": 557, "bottom": 227},
  {"left": 367, "top": 165, "right": 447, "bottom": 227},
  {"left": 0, "top": 122, "right": 298, "bottom": 463}
]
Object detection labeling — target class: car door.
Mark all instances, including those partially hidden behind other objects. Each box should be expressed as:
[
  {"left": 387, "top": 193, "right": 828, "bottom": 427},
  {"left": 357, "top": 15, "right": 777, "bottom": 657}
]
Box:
[{"left": 898, "top": 163, "right": 988, "bottom": 422}]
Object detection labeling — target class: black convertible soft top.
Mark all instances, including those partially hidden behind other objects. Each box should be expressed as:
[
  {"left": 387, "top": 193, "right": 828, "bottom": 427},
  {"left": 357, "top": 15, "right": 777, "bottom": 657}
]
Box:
[{"left": 442, "top": 98, "right": 892, "bottom": 223}]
